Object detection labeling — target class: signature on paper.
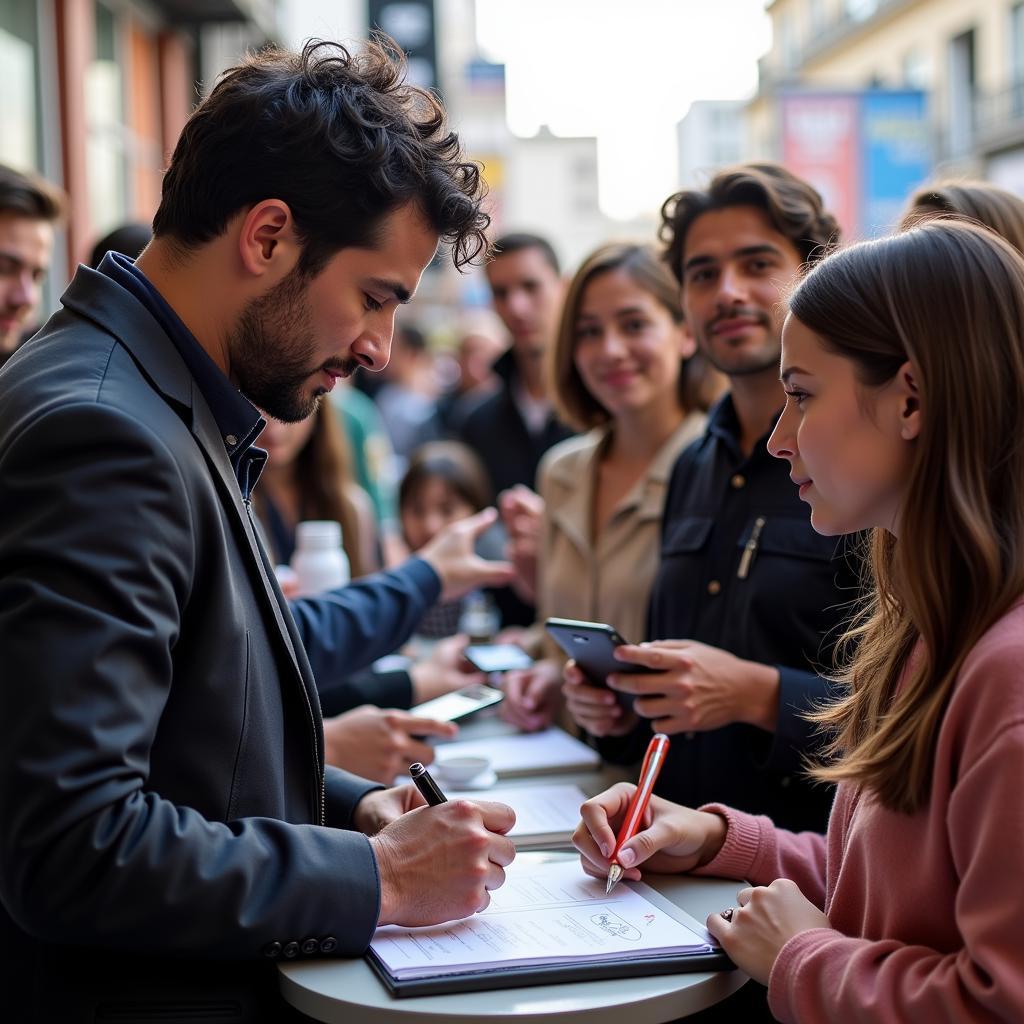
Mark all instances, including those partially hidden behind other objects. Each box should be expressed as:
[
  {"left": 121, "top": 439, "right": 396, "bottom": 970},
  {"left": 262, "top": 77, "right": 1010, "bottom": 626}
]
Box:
[{"left": 591, "top": 910, "right": 641, "bottom": 941}]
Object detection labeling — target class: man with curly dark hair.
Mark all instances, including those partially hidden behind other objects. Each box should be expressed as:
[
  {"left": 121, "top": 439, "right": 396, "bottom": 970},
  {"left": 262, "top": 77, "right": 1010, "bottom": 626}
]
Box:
[{"left": 0, "top": 38, "right": 514, "bottom": 1023}]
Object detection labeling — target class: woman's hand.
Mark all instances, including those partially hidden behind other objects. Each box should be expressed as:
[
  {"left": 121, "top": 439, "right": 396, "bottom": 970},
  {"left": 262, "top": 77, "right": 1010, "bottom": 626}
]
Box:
[
  {"left": 573, "top": 782, "right": 727, "bottom": 882},
  {"left": 706, "top": 879, "right": 832, "bottom": 985},
  {"left": 501, "top": 658, "right": 564, "bottom": 731}
]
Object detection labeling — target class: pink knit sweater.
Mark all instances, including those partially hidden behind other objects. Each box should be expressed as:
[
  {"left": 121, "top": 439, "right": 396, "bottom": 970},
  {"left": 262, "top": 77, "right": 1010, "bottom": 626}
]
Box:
[{"left": 698, "top": 600, "right": 1024, "bottom": 1023}]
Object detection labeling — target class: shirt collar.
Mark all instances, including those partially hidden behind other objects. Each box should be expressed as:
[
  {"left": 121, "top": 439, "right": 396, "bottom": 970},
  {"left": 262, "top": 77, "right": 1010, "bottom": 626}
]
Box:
[
  {"left": 99, "top": 252, "right": 264, "bottom": 459},
  {"left": 706, "top": 392, "right": 782, "bottom": 464}
]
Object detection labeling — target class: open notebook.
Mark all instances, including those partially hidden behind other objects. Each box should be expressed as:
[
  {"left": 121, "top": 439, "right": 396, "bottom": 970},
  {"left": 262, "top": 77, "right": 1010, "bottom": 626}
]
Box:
[
  {"left": 434, "top": 727, "right": 600, "bottom": 777},
  {"left": 367, "top": 858, "right": 729, "bottom": 996},
  {"left": 445, "top": 783, "right": 587, "bottom": 849}
]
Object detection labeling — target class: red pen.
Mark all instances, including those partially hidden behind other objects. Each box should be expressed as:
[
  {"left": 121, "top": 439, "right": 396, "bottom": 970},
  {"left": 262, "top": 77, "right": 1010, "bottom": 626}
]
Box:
[{"left": 606, "top": 732, "right": 671, "bottom": 894}]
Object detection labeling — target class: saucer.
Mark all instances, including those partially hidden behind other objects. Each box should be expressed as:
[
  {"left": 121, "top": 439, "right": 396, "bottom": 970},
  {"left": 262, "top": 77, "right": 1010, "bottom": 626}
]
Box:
[{"left": 438, "top": 768, "right": 498, "bottom": 791}]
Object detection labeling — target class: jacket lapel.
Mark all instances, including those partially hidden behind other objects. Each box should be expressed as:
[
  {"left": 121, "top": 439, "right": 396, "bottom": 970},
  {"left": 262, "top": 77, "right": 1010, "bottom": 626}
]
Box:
[{"left": 62, "top": 268, "right": 311, "bottom": 692}]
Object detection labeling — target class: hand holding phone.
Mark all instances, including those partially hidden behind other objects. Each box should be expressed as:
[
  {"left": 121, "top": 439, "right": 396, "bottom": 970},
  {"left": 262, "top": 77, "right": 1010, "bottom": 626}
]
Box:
[{"left": 543, "top": 618, "right": 658, "bottom": 687}]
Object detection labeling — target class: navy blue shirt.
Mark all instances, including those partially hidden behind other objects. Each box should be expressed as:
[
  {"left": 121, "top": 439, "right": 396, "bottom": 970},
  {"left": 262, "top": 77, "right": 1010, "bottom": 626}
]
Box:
[
  {"left": 599, "top": 394, "right": 860, "bottom": 832},
  {"left": 99, "top": 253, "right": 267, "bottom": 499}
]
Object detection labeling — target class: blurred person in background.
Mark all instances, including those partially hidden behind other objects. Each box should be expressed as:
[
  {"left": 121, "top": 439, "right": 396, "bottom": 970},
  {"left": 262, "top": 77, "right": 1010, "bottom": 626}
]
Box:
[
  {"left": 0, "top": 163, "right": 65, "bottom": 366},
  {"left": 461, "top": 232, "right": 573, "bottom": 499},
  {"left": 254, "top": 403, "right": 379, "bottom": 577},
  {"left": 564, "top": 165, "right": 855, "bottom": 841},
  {"left": 374, "top": 320, "right": 443, "bottom": 465},
  {"left": 900, "top": 179, "right": 1024, "bottom": 251},
  {"left": 329, "top": 379, "right": 405, "bottom": 563},
  {"left": 437, "top": 308, "right": 507, "bottom": 435},
  {"left": 462, "top": 232, "right": 575, "bottom": 627},
  {"left": 399, "top": 440, "right": 504, "bottom": 641},
  {"left": 88, "top": 222, "right": 152, "bottom": 269},
  {"left": 501, "top": 242, "right": 722, "bottom": 731}
]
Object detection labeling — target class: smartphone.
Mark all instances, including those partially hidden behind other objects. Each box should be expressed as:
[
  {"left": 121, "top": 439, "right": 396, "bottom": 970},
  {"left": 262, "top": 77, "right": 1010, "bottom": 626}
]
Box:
[
  {"left": 409, "top": 683, "right": 505, "bottom": 723},
  {"left": 544, "top": 617, "right": 659, "bottom": 687},
  {"left": 463, "top": 643, "right": 535, "bottom": 674}
]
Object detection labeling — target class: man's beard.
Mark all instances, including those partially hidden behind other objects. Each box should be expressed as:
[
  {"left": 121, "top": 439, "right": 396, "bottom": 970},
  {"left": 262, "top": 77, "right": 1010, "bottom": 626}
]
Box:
[
  {"left": 227, "top": 269, "right": 354, "bottom": 423},
  {"left": 698, "top": 308, "right": 781, "bottom": 378}
]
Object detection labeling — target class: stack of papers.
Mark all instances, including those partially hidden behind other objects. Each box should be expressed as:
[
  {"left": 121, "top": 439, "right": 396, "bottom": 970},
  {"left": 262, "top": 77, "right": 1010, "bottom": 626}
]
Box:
[
  {"left": 446, "top": 783, "right": 587, "bottom": 849},
  {"left": 369, "top": 859, "right": 716, "bottom": 983},
  {"left": 435, "top": 728, "right": 600, "bottom": 777}
]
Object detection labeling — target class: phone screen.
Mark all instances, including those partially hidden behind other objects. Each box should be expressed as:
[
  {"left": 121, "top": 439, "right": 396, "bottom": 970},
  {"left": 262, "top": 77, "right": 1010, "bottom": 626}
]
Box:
[
  {"left": 410, "top": 684, "right": 504, "bottom": 722},
  {"left": 463, "top": 644, "right": 535, "bottom": 674}
]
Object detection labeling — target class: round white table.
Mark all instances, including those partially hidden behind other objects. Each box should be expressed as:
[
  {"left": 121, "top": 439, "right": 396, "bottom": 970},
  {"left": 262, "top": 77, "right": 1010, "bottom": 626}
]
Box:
[{"left": 279, "top": 854, "right": 747, "bottom": 1023}]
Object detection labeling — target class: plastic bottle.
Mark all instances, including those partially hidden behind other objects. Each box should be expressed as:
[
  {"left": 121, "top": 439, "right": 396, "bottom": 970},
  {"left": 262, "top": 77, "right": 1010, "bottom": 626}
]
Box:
[{"left": 290, "top": 520, "right": 350, "bottom": 596}]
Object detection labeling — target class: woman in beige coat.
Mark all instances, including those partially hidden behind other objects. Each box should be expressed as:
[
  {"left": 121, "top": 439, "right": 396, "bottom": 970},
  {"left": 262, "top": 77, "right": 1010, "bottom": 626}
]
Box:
[{"left": 502, "top": 242, "right": 723, "bottom": 730}]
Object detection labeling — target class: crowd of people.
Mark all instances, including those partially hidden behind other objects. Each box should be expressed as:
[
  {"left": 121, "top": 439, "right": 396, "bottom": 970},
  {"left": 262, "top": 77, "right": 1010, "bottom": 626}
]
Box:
[{"left": 2, "top": 31, "right": 1024, "bottom": 1024}]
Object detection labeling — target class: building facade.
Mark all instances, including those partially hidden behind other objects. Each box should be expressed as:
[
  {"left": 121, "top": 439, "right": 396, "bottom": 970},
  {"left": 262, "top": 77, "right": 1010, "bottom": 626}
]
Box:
[
  {"left": 751, "top": 0, "right": 1024, "bottom": 192},
  {"left": 1, "top": 0, "right": 279, "bottom": 301}
]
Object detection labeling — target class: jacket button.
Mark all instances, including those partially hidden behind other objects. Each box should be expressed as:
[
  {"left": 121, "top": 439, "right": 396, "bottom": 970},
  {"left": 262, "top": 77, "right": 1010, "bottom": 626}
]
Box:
[
  {"left": 731, "top": 474, "right": 746, "bottom": 489},
  {"left": 302, "top": 938, "right": 319, "bottom": 955},
  {"left": 707, "top": 579, "right": 721, "bottom": 595},
  {"left": 283, "top": 941, "right": 300, "bottom": 959},
  {"left": 262, "top": 941, "right": 282, "bottom": 959},
  {"left": 320, "top": 936, "right": 338, "bottom": 954}
]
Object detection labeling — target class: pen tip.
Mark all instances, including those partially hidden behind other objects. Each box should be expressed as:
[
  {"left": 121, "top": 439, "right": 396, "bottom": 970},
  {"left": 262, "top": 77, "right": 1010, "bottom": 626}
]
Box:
[{"left": 605, "top": 863, "right": 622, "bottom": 895}]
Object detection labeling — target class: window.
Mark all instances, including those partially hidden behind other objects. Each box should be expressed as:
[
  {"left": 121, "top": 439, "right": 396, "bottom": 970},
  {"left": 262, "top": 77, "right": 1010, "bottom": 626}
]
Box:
[
  {"left": 0, "top": 1, "right": 40, "bottom": 170},
  {"left": 86, "top": 2, "right": 128, "bottom": 235},
  {"left": 901, "top": 47, "right": 931, "bottom": 89}
]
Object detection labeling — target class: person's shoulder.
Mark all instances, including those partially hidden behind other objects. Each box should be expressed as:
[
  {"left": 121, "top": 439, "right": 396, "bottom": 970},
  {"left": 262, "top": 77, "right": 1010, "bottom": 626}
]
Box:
[
  {"left": 538, "top": 429, "right": 604, "bottom": 485},
  {"left": 948, "top": 600, "right": 1024, "bottom": 742}
]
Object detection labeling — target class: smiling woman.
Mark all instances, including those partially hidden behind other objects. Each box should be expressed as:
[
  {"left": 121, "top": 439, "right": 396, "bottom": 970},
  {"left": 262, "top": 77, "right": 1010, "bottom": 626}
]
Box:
[{"left": 498, "top": 243, "right": 723, "bottom": 733}]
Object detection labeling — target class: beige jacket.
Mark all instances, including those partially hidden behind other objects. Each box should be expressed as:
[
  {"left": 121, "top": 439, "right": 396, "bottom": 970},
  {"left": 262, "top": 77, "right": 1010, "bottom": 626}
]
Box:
[{"left": 535, "top": 412, "right": 706, "bottom": 654}]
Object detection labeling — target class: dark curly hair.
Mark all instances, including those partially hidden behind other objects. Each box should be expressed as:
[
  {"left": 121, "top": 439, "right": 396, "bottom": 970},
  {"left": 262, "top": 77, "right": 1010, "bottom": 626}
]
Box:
[
  {"left": 659, "top": 162, "right": 841, "bottom": 284},
  {"left": 153, "top": 35, "right": 489, "bottom": 273}
]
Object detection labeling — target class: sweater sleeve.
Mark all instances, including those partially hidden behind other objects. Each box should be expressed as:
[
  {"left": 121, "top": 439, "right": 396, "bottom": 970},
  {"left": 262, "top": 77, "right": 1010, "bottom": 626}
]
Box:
[
  {"left": 769, "top": 723, "right": 1024, "bottom": 1024},
  {"left": 694, "top": 803, "right": 829, "bottom": 909}
]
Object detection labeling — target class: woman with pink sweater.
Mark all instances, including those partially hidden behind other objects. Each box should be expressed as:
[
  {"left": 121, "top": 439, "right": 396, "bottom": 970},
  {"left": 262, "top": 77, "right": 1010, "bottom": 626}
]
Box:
[{"left": 574, "top": 218, "right": 1024, "bottom": 1023}]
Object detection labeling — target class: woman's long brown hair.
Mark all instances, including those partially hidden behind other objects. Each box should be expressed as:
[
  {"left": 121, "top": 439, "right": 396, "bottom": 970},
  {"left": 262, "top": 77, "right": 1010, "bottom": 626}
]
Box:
[
  {"left": 291, "top": 404, "right": 366, "bottom": 578},
  {"left": 790, "top": 220, "right": 1024, "bottom": 813}
]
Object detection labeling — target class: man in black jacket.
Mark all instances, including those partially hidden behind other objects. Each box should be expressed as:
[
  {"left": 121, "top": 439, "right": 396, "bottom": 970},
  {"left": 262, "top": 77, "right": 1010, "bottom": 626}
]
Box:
[
  {"left": 460, "top": 233, "right": 573, "bottom": 499},
  {"left": 0, "top": 38, "right": 516, "bottom": 1023}
]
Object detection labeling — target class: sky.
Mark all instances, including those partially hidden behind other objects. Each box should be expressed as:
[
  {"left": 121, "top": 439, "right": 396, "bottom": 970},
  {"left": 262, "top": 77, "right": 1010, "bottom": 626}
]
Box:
[
  {"left": 474, "top": 0, "right": 771, "bottom": 219},
  {"left": 283, "top": 0, "right": 772, "bottom": 221}
]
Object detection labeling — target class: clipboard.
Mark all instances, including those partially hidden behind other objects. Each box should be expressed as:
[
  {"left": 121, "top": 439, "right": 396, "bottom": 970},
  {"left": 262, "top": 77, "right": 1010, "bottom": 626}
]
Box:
[{"left": 365, "top": 877, "right": 734, "bottom": 998}]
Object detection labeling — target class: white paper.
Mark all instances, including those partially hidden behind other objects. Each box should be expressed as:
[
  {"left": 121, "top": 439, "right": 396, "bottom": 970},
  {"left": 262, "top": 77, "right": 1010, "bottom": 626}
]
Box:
[
  {"left": 434, "top": 728, "right": 599, "bottom": 776},
  {"left": 370, "top": 859, "right": 713, "bottom": 979},
  {"left": 445, "top": 784, "right": 587, "bottom": 846}
]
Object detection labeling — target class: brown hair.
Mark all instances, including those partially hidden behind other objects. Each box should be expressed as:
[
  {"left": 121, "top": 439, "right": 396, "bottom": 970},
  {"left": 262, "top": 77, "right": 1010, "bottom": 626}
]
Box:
[
  {"left": 789, "top": 220, "right": 1024, "bottom": 813},
  {"left": 0, "top": 163, "right": 66, "bottom": 222},
  {"left": 400, "top": 442, "right": 490, "bottom": 515},
  {"left": 255, "top": 404, "right": 368, "bottom": 577},
  {"left": 659, "top": 162, "right": 840, "bottom": 284},
  {"left": 901, "top": 180, "right": 1024, "bottom": 254},
  {"left": 549, "top": 242, "right": 714, "bottom": 431},
  {"left": 153, "top": 36, "right": 488, "bottom": 274}
]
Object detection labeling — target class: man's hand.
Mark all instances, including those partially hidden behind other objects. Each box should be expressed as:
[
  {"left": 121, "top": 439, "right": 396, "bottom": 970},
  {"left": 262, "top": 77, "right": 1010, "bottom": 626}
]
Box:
[
  {"left": 562, "top": 660, "right": 638, "bottom": 737},
  {"left": 608, "top": 640, "right": 780, "bottom": 734},
  {"left": 417, "top": 508, "right": 514, "bottom": 602},
  {"left": 371, "top": 799, "right": 517, "bottom": 926},
  {"left": 410, "top": 633, "right": 485, "bottom": 703},
  {"left": 323, "top": 706, "right": 457, "bottom": 784},
  {"left": 351, "top": 783, "right": 425, "bottom": 836},
  {"left": 706, "top": 879, "right": 832, "bottom": 985},
  {"left": 501, "top": 658, "right": 563, "bottom": 732},
  {"left": 574, "top": 782, "right": 727, "bottom": 882},
  {"left": 498, "top": 485, "right": 544, "bottom": 603}
]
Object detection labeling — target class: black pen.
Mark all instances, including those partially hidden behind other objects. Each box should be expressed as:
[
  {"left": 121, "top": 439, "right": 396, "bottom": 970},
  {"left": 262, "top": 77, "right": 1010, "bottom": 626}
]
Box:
[{"left": 409, "top": 762, "right": 448, "bottom": 806}]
